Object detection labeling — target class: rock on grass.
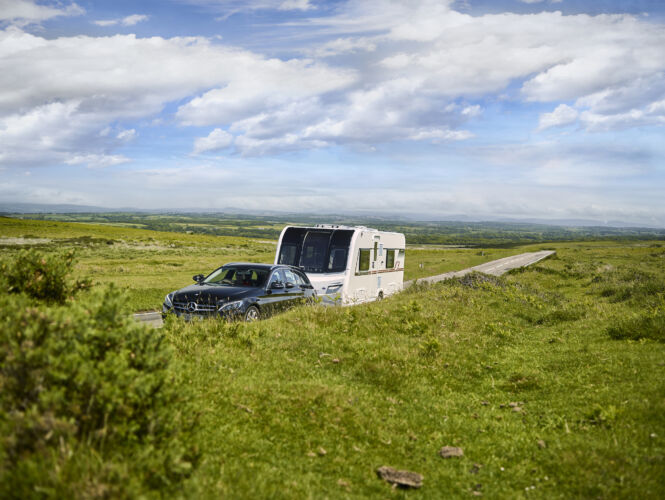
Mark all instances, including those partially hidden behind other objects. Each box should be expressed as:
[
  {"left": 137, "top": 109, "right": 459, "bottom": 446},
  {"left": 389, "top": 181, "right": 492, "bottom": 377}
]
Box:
[
  {"left": 376, "top": 466, "right": 423, "bottom": 488},
  {"left": 439, "top": 446, "right": 464, "bottom": 458}
]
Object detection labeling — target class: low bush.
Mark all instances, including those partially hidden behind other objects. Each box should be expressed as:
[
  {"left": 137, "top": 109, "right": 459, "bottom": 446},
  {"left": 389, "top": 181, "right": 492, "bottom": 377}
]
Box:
[
  {"left": 593, "top": 269, "right": 665, "bottom": 303},
  {"left": 0, "top": 248, "right": 90, "bottom": 303},
  {"left": 0, "top": 252, "right": 197, "bottom": 499},
  {"left": 606, "top": 309, "right": 665, "bottom": 342},
  {"left": 535, "top": 305, "right": 587, "bottom": 325}
]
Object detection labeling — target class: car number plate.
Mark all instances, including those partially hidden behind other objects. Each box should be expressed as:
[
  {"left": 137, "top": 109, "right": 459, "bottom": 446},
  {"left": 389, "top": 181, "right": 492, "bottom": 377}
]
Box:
[{"left": 182, "top": 313, "right": 204, "bottom": 321}]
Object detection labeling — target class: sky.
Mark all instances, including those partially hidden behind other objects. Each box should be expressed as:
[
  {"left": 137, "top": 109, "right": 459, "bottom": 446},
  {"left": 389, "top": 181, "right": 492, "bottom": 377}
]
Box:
[{"left": 1, "top": 0, "right": 664, "bottom": 226}]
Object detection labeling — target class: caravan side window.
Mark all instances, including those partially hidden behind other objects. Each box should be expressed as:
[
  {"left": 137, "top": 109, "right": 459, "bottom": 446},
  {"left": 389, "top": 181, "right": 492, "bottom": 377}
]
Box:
[
  {"left": 358, "top": 249, "right": 370, "bottom": 272},
  {"left": 397, "top": 249, "right": 405, "bottom": 268},
  {"left": 386, "top": 249, "right": 395, "bottom": 269}
]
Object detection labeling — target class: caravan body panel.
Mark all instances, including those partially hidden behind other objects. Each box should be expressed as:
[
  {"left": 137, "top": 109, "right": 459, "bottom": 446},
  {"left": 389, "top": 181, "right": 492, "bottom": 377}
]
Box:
[{"left": 275, "top": 225, "right": 405, "bottom": 305}]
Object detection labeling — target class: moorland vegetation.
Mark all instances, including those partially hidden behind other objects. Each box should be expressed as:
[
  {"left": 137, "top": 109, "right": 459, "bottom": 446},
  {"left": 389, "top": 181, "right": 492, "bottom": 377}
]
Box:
[
  {"left": 0, "top": 216, "right": 663, "bottom": 498},
  {"left": 0, "top": 217, "right": 525, "bottom": 312}
]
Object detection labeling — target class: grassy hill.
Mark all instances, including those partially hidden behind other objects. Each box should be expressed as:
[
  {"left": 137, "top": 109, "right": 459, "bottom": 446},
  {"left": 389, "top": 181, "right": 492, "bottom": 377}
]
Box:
[
  {"left": 158, "top": 241, "right": 664, "bottom": 497},
  {"left": 1, "top": 217, "right": 663, "bottom": 497}
]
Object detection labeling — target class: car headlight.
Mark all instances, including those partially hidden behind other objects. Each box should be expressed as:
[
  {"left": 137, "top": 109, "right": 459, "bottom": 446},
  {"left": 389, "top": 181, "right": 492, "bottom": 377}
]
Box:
[
  {"left": 326, "top": 284, "right": 343, "bottom": 294},
  {"left": 218, "top": 299, "right": 244, "bottom": 312},
  {"left": 164, "top": 292, "right": 174, "bottom": 308}
]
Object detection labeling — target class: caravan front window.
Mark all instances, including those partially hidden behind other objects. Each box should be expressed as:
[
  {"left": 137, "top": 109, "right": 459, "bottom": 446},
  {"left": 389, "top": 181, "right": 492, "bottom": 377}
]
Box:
[
  {"left": 327, "top": 230, "right": 352, "bottom": 272},
  {"left": 299, "top": 232, "right": 330, "bottom": 272},
  {"left": 278, "top": 244, "right": 297, "bottom": 265},
  {"left": 278, "top": 227, "right": 308, "bottom": 266},
  {"left": 277, "top": 227, "right": 354, "bottom": 274}
]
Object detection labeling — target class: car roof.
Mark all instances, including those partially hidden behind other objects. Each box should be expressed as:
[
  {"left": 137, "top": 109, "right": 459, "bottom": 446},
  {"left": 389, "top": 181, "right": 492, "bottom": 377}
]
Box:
[
  {"left": 223, "top": 262, "right": 275, "bottom": 269},
  {"left": 222, "top": 262, "right": 303, "bottom": 271}
]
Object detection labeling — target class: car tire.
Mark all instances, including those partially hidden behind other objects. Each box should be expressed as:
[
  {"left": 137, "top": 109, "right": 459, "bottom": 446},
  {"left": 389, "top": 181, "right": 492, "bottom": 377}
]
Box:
[{"left": 244, "top": 305, "right": 260, "bottom": 322}]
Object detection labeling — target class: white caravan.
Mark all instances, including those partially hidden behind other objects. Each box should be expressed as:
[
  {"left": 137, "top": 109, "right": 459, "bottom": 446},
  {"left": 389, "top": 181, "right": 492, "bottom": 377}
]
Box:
[{"left": 274, "top": 224, "right": 405, "bottom": 305}]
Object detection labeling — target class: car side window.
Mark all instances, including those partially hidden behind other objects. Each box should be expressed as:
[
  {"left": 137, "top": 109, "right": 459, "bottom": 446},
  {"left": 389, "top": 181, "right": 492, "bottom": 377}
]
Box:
[
  {"left": 269, "top": 269, "right": 284, "bottom": 286},
  {"left": 292, "top": 270, "right": 308, "bottom": 285},
  {"left": 283, "top": 269, "right": 298, "bottom": 285}
]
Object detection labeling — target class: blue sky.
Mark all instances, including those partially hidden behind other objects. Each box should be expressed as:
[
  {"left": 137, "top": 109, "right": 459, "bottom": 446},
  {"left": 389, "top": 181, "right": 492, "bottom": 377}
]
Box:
[{"left": 1, "top": 0, "right": 664, "bottom": 225}]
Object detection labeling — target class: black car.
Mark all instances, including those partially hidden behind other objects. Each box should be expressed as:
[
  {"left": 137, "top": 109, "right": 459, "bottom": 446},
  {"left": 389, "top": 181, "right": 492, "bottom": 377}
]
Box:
[{"left": 162, "top": 263, "right": 316, "bottom": 322}]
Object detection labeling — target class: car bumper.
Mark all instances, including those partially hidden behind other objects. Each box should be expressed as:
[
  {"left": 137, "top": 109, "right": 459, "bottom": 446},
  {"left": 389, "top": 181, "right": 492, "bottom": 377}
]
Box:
[{"left": 162, "top": 303, "right": 245, "bottom": 321}]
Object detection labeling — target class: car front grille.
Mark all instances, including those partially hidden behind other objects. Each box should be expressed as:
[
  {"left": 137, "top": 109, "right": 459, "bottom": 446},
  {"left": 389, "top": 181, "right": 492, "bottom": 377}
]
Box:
[{"left": 173, "top": 300, "right": 217, "bottom": 315}]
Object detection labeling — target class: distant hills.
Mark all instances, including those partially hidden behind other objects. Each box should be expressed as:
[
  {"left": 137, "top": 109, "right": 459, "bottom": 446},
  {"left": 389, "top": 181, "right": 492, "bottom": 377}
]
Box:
[{"left": 1, "top": 202, "right": 663, "bottom": 230}]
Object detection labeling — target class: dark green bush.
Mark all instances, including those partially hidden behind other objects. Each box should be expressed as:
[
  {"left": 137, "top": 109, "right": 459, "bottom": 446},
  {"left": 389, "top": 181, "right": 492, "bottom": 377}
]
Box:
[
  {"left": 593, "top": 269, "right": 665, "bottom": 303},
  {"left": 535, "top": 305, "right": 587, "bottom": 325},
  {"left": 0, "top": 252, "right": 197, "bottom": 499},
  {"left": 0, "top": 249, "right": 90, "bottom": 303},
  {"left": 606, "top": 309, "right": 665, "bottom": 342}
]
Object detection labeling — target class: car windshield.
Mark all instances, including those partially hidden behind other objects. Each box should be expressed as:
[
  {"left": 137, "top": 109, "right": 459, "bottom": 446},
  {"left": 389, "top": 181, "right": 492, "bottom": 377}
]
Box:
[{"left": 203, "top": 266, "right": 269, "bottom": 287}]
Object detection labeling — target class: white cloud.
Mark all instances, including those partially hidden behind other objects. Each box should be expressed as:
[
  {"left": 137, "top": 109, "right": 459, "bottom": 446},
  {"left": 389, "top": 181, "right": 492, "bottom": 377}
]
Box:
[
  {"left": 0, "top": 100, "right": 99, "bottom": 166},
  {"left": 93, "top": 14, "right": 149, "bottom": 27},
  {"left": 579, "top": 109, "right": 665, "bottom": 132},
  {"left": 0, "top": 28, "right": 353, "bottom": 165},
  {"left": 278, "top": 0, "right": 313, "bottom": 11},
  {"left": 181, "top": 0, "right": 314, "bottom": 19},
  {"left": 537, "top": 104, "right": 578, "bottom": 131},
  {"left": 193, "top": 128, "right": 234, "bottom": 154},
  {"left": 116, "top": 129, "right": 137, "bottom": 141},
  {"left": 0, "top": 0, "right": 83, "bottom": 26},
  {"left": 121, "top": 14, "right": 149, "bottom": 26},
  {"left": 408, "top": 129, "right": 473, "bottom": 141},
  {"left": 648, "top": 100, "right": 665, "bottom": 114},
  {"left": 297, "top": 1, "right": 665, "bottom": 135},
  {"left": 176, "top": 58, "right": 355, "bottom": 126},
  {"left": 64, "top": 154, "right": 130, "bottom": 168},
  {"left": 225, "top": 79, "right": 477, "bottom": 154},
  {"left": 93, "top": 20, "right": 117, "bottom": 27},
  {"left": 176, "top": 0, "right": 663, "bottom": 153},
  {"left": 309, "top": 37, "right": 377, "bottom": 58}
]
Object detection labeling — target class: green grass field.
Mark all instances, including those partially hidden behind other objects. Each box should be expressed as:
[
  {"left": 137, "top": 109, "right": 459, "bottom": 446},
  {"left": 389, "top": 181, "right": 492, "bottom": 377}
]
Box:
[
  {"left": 1, "top": 217, "right": 663, "bottom": 498},
  {"left": 156, "top": 240, "right": 665, "bottom": 498},
  {"left": 0, "top": 217, "right": 527, "bottom": 311}
]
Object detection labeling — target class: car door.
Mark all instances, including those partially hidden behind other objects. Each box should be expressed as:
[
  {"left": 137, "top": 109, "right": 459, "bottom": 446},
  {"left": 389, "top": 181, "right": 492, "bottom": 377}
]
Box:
[
  {"left": 262, "top": 269, "right": 288, "bottom": 315},
  {"left": 283, "top": 268, "right": 306, "bottom": 308}
]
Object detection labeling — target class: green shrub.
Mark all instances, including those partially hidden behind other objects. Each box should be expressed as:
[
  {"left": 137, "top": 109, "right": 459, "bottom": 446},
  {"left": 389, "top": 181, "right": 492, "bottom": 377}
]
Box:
[
  {"left": 0, "top": 252, "right": 197, "bottom": 498},
  {"left": 593, "top": 269, "right": 665, "bottom": 303},
  {"left": 535, "top": 305, "right": 587, "bottom": 325},
  {"left": 607, "top": 309, "right": 665, "bottom": 342},
  {"left": 0, "top": 249, "right": 90, "bottom": 303}
]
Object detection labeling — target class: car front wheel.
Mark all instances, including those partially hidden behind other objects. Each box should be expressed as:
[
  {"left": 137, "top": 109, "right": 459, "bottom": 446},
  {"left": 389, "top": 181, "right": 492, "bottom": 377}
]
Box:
[{"left": 244, "top": 305, "right": 260, "bottom": 322}]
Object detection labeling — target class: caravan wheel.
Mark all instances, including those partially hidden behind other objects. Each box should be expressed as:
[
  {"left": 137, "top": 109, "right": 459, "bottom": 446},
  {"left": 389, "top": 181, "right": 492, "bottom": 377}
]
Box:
[{"left": 377, "top": 291, "right": 384, "bottom": 301}]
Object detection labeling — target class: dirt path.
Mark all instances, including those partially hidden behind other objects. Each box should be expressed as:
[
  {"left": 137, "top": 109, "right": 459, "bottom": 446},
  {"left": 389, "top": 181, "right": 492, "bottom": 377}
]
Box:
[{"left": 403, "top": 250, "right": 555, "bottom": 286}]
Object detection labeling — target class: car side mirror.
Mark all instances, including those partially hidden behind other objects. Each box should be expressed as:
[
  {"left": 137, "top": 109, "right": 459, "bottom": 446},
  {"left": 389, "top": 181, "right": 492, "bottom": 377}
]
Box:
[
  {"left": 285, "top": 282, "right": 295, "bottom": 289},
  {"left": 193, "top": 274, "right": 204, "bottom": 282},
  {"left": 270, "top": 281, "right": 285, "bottom": 289}
]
